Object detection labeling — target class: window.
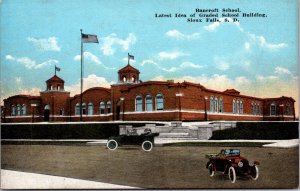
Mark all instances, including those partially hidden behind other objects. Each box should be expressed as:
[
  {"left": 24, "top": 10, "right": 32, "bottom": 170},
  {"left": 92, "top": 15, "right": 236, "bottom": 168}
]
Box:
[
  {"left": 60, "top": 108, "right": 64, "bottom": 116},
  {"left": 233, "top": 99, "right": 236, "bottom": 114},
  {"left": 88, "top": 102, "right": 93, "bottom": 115},
  {"left": 251, "top": 102, "right": 254, "bottom": 115},
  {"left": 82, "top": 103, "right": 86, "bottom": 115},
  {"left": 107, "top": 101, "right": 111, "bottom": 113},
  {"left": 210, "top": 96, "right": 214, "bottom": 112},
  {"left": 257, "top": 103, "right": 260, "bottom": 115},
  {"left": 100, "top": 101, "right": 105, "bottom": 114},
  {"left": 219, "top": 98, "right": 223, "bottom": 113},
  {"left": 122, "top": 76, "right": 126, "bottom": 82},
  {"left": 214, "top": 97, "right": 218, "bottom": 113},
  {"left": 236, "top": 100, "right": 240, "bottom": 114},
  {"left": 17, "top": 104, "right": 21, "bottom": 116},
  {"left": 135, "top": 96, "right": 142, "bottom": 111},
  {"left": 22, "top": 104, "right": 26, "bottom": 115},
  {"left": 156, "top": 94, "right": 164, "bottom": 111},
  {"left": 75, "top": 103, "right": 80, "bottom": 115},
  {"left": 240, "top": 100, "right": 243, "bottom": 114},
  {"left": 270, "top": 103, "right": 276, "bottom": 116},
  {"left": 285, "top": 104, "right": 291, "bottom": 115},
  {"left": 11, "top": 105, "right": 16, "bottom": 116},
  {"left": 145, "top": 95, "right": 153, "bottom": 111}
]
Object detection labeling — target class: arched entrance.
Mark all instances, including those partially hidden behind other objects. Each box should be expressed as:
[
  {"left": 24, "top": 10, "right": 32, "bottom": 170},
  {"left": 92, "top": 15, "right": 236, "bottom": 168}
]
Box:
[{"left": 44, "top": 105, "right": 50, "bottom": 121}]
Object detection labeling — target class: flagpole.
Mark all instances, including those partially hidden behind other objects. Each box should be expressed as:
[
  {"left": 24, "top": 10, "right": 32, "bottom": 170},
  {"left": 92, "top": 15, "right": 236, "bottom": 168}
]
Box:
[
  {"left": 128, "top": 53, "right": 129, "bottom": 65},
  {"left": 55, "top": 65, "right": 56, "bottom": 76},
  {"left": 80, "top": 29, "right": 83, "bottom": 122}
]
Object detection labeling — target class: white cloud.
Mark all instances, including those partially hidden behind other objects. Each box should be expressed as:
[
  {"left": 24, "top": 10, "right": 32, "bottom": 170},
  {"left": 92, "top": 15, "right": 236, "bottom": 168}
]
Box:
[
  {"left": 6, "top": 55, "right": 58, "bottom": 69},
  {"left": 179, "top": 61, "right": 203, "bottom": 69},
  {"left": 141, "top": 59, "right": 158, "bottom": 66},
  {"left": 247, "top": 33, "right": 288, "bottom": 51},
  {"left": 27, "top": 37, "right": 61, "bottom": 51},
  {"left": 74, "top": 52, "right": 114, "bottom": 69},
  {"left": 18, "top": 87, "right": 41, "bottom": 96},
  {"left": 15, "top": 77, "right": 22, "bottom": 84},
  {"left": 256, "top": 75, "right": 279, "bottom": 81},
  {"left": 65, "top": 74, "right": 114, "bottom": 96},
  {"left": 274, "top": 66, "right": 292, "bottom": 75},
  {"left": 244, "top": 42, "right": 251, "bottom": 51},
  {"left": 5, "top": 55, "right": 15, "bottom": 60},
  {"left": 214, "top": 57, "right": 230, "bottom": 71},
  {"left": 203, "top": 17, "right": 241, "bottom": 31},
  {"left": 158, "top": 51, "right": 187, "bottom": 60},
  {"left": 100, "top": 33, "right": 137, "bottom": 56},
  {"left": 165, "top": 30, "right": 200, "bottom": 40}
]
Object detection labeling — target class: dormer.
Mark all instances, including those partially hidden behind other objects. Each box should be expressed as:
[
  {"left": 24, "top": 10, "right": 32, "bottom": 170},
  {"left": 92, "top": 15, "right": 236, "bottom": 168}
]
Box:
[
  {"left": 224, "top": 89, "right": 240, "bottom": 95},
  {"left": 45, "top": 75, "right": 65, "bottom": 91},
  {"left": 118, "top": 64, "right": 140, "bottom": 84}
]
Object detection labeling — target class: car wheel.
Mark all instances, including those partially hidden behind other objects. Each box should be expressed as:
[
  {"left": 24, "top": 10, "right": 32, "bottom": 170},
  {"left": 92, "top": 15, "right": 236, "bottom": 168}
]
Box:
[
  {"left": 208, "top": 163, "right": 215, "bottom": 177},
  {"left": 107, "top": 139, "right": 118, "bottom": 150},
  {"left": 228, "top": 166, "right": 236, "bottom": 183},
  {"left": 142, "top": 140, "right": 153, "bottom": 151},
  {"left": 250, "top": 165, "right": 259, "bottom": 180}
]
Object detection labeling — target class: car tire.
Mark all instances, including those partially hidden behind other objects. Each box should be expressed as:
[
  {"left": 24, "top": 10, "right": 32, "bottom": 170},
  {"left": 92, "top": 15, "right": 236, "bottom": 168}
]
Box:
[
  {"left": 228, "top": 166, "right": 236, "bottom": 183},
  {"left": 250, "top": 165, "right": 259, "bottom": 180},
  {"left": 107, "top": 139, "right": 118, "bottom": 150},
  {"left": 208, "top": 163, "right": 215, "bottom": 177},
  {"left": 142, "top": 140, "right": 153, "bottom": 151}
]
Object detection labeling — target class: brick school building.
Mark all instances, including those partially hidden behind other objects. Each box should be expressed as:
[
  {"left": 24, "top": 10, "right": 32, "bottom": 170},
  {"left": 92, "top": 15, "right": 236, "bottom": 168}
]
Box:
[{"left": 2, "top": 64, "right": 295, "bottom": 123}]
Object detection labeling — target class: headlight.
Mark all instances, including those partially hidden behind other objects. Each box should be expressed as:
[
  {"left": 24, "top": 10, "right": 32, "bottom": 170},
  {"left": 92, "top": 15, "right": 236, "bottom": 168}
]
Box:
[
  {"left": 238, "top": 161, "right": 243, "bottom": 167},
  {"left": 249, "top": 161, "right": 254, "bottom": 166}
]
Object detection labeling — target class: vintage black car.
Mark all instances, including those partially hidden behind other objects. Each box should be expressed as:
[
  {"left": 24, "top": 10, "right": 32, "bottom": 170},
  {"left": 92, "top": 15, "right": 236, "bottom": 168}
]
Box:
[
  {"left": 205, "top": 149, "right": 259, "bottom": 183},
  {"left": 106, "top": 125, "right": 159, "bottom": 151}
]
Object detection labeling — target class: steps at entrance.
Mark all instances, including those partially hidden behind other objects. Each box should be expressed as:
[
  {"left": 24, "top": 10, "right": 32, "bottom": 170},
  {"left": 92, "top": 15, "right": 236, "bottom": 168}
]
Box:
[{"left": 158, "top": 132, "right": 191, "bottom": 138}]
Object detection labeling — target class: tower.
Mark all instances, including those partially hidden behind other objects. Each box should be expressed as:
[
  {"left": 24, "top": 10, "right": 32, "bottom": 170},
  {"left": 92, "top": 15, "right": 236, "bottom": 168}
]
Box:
[{"left": 118, "top": 64, "right": 140, "bottom": 84}]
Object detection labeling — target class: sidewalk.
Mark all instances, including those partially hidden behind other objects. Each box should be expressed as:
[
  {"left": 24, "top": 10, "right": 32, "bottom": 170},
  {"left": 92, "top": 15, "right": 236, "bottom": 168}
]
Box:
[
  {"left": 1, "top": 169, "right": 138, "bottom": 189},
  {"left": 86, "top": 138, "right": 299, "bottom": 148}
]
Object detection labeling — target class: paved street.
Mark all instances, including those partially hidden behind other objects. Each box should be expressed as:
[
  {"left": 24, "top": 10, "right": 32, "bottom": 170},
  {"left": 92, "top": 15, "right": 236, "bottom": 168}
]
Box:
[{"left": 1, "top": 144, "right": 299, "bottom": 189}]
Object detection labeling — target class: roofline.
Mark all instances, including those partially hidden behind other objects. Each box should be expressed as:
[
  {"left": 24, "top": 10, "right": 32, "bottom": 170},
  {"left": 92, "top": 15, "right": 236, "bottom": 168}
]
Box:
[{"left": 73, "top": 87, "right": 111, "bottom": 98}]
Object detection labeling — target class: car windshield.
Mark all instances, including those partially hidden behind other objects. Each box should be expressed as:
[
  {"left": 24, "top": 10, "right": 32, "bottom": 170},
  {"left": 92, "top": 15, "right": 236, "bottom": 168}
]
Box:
[{"left": 224, "top": 149, "right": 240, "bottom": 156}]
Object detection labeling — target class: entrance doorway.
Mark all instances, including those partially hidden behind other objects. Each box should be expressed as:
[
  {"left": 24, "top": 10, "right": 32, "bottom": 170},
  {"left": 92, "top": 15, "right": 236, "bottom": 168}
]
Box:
[{"left": 44, "top": 105, "right": 50, "bottom": 121}]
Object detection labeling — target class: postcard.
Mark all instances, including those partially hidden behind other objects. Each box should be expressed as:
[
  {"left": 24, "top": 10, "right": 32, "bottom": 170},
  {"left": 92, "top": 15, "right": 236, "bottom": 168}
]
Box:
[{"left": 1, "top": 0, "right": 298, "bottom": 189}]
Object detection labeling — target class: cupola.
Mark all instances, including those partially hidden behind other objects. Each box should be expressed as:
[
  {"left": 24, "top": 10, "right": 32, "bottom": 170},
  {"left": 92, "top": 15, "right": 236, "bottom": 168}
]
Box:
[
  {"left": 118, "top": 64, "right": 140, "bottom": 84},
  {"left": 45, "top": 75, "right": 65, "bottom": 91}
]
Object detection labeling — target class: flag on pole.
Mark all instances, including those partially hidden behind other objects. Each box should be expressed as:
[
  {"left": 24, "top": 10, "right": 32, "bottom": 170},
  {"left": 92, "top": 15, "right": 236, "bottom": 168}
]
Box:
[
  {"left": 82, "top": 33, "right": 99, "bottom": 43},
  {"left": 55, "top": 66, "right": 61, "bottom": 72},
  {"left": 128, "top": 53, "right": 134, "bottom": 60}
]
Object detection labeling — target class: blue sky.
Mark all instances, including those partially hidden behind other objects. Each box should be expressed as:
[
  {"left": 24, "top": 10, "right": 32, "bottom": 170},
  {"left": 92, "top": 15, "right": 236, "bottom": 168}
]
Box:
[{"left": 1, "top": 0, "right": 298, "bottom": 114}]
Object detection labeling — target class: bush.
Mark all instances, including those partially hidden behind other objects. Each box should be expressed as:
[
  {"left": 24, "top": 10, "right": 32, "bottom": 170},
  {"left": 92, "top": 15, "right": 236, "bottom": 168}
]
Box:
[
  {"left": 210, "top": 122, "right": 299, "bottom": 140},
  {"left": 1, "top": 122, "right": 156, "bottom": 139}
]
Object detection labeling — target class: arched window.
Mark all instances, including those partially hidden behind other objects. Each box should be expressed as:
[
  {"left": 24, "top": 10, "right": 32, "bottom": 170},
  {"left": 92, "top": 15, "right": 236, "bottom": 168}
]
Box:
[
  {"left": 233, "top": 99, "right": 236, "bottom": 114},
  {"left": 156, "top": 94, "right": 164, "bottom": 111},
  {"left": 251, "top": 102, "right": 254, "bottom": 115},
  {"left": 240, "top": 100, "right": 243, "bottom": 114},
  {"left": 75, "top": 103, "right": 80, "bottom": 115},
  {"left": 122, "top": 76, "right": 126, "bottom": 82},
  {"left": 107, "top": 101, "right": 111, "bottom": 113},
  {"left": 214, "top": 97, "right": 218, "bottom": 113},
  {"left": 22, "top": 104, "right": 26, "bottom": 115},
  {"left": 236, "top": 100, "right": 240, "bottom": 114},
  {"left": 100, "top": 101, "right": 105, "bottom": 114},
  {"left": 82, "top": 103, "right": 86, "bottom": 115},
  {"left": 270, "top": 103, "right": 276, "bottom": 116},
  {"left": 135, "top": 96, "right": 142, "bottom": 112},
  {"left": 145, "top": 95, "right": 153, "bottom": 111},
  {"left": 17, "top": 104, "right": 21, "bottom": 116},
  {"left": 11, "top": 105, "right": 16, "bottom": 116},
  {"left": 210, "top": 96, "right": 214, "bottom": 112},
  {"left": 257, "top": 103, "right": 260, "bottom": 115},
  {"left": 88, "top": 102, "right": 93, "bottom": 115},
  {"left": 219, "top": 98, "right": 223, "bottom": 113}
]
